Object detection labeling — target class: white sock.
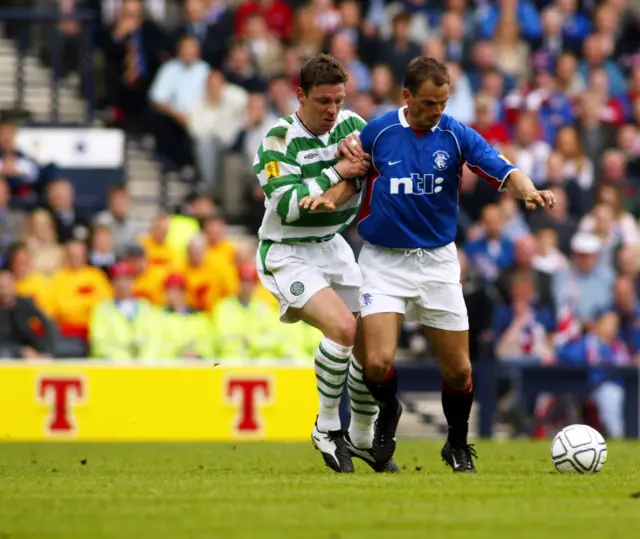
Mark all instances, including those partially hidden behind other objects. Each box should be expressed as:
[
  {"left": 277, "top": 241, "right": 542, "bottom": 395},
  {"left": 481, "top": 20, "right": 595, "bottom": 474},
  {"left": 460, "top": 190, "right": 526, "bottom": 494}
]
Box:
[
  {"left": 347, "top": 356, "right": 378, "bottom": 448},
  {"left": 315, "top": 337, "right": 352, "bottom": 432}
]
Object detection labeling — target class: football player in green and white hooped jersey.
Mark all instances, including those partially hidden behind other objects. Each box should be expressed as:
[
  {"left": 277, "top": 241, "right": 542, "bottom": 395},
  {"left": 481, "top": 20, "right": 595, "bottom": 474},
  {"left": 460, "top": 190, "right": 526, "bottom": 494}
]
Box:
[{"left": 254, "top": 54, "right": 398, "bottom": 474}]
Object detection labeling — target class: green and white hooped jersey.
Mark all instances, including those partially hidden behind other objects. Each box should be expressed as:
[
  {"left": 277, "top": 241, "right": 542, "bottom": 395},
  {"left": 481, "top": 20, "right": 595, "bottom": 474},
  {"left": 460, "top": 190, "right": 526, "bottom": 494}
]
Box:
[{"left": 253, "top": 109, "right": 366, "bottom": 243}]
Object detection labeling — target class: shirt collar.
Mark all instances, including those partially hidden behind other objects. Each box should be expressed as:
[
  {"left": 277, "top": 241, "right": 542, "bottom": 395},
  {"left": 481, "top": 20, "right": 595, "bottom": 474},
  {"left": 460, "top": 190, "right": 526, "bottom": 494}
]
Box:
[{"left": 398, "top": 106, "right": 440, "bottom": 131}]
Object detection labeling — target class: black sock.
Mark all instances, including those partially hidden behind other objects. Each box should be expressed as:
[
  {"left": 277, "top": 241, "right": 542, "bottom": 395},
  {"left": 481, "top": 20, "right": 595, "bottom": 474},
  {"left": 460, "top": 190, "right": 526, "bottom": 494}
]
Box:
[
  {"left": 364, "top": 366, "right": 398, "bottom": 412},
  {"left": 442, "top": 379, "right": 474, "bottom": 446}
]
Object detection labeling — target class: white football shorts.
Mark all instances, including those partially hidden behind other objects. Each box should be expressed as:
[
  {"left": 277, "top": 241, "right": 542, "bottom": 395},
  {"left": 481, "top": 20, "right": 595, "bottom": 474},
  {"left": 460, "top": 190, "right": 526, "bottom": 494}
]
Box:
[
  {"left": 257, "top": 234, "right": 362, "bottom": 323},
  {"left": 358, "top": 241, "right": 469, "bottom": 331}
]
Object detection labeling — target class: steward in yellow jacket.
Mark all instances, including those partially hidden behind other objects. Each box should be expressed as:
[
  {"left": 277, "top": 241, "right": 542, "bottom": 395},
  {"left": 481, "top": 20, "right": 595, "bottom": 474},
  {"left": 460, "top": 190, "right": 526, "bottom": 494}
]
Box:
[
  {"left": 277, "top": 321, "right": 324, "bottom": 360},
  {"left": 51, "top": 241, "right": 113, "bottom": 340},
  {"left": 162, "top": 273, "right": 213, "bottom": 358},
  {"left": 180, "top": 235, "right": 236, "bottom": 312},
  {"left": 89, "top": 262, "right": 163, "bottom": 361},
  {"left": 139, "top": 214, "right": 178, "bottom": 272},
  {"left": 212, "top": 265, "right": 283, "bottom": 359},
  {"left": 7, "top": 243, "right": 55, "bottom": 317}
]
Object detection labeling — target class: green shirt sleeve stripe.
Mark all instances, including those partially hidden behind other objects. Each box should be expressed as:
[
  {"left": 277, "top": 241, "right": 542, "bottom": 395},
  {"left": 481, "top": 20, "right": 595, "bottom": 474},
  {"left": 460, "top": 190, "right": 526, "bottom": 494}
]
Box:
[
  {"left": 274, "top": 184, "right": 311, "bottom": 222},
  {"left": 256, "top": 147, "right": 289, "bottom": 166},
  {"left": 262, "top": 176, "right": 300, "bottom": 197},
  {"left": 266, "top": 126, "right": 288, "bottom": 140}
]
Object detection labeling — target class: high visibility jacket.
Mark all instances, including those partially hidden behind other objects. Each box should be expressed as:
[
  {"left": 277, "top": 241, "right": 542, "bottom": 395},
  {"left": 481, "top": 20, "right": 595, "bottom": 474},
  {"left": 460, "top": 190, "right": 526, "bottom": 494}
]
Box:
[
  {"left": 276, "top": 321, "right": 324, "bottom": 359},
  {"left": 166, "top": 214, "right": 200, "bottom": 264},
  {"left": 212, "top": 295, "right": 282, "bottom": 359},
  {"left": 89, "top": 299, "right": 164, "bottom": 360},
  {"left": 162, "top": 309, "right": 213, "bottom": 359},
  {"left": 51, "top": 266, "right": 113, "bottom": 336}
]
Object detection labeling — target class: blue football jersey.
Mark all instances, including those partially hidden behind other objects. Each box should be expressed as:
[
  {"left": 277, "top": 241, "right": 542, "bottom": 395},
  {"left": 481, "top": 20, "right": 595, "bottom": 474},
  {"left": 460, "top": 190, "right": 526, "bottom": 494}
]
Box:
[{"left": 357, "top": 108, "right": 517, "bottom": 249}]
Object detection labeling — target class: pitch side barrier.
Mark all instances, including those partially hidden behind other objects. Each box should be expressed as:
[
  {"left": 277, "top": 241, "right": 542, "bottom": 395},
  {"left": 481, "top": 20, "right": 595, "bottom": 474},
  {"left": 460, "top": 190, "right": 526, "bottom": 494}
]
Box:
[{"left": 0, "top": 360, "right": 637, "bottom": 440}]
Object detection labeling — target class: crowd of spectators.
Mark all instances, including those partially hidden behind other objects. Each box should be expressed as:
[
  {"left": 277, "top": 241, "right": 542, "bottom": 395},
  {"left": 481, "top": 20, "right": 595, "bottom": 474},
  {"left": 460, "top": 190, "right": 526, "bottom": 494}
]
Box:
[
  {"left": 1, "top": 0, "right": 640, "bottom": 434},
  {"left": 0, "top": 160, "right": 325, "bottom": 359}
]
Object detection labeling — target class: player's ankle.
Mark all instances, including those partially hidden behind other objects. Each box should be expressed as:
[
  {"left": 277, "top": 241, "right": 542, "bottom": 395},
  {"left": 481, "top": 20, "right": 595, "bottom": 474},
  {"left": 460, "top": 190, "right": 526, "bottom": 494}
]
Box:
[
  {"left": 317, "top": 410, "right": 341, "bottom": 432},
  {"left": 348, "top": 427, "right": 373, "bottom": 449},
  {"left": 447, "top": 425, "right": 469, "bottom": 447}
]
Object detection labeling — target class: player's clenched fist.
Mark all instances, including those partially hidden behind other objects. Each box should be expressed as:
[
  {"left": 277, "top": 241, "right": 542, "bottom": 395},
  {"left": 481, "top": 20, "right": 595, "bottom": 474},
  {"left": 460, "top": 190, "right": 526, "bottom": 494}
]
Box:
[
  {"left": 333, "top": 156, "right": 370, "bottom": 179},
  {"left": 523, "top": 189, "right": 556, "bottom": 210},
  {"left": 337, "top": 134, "right": 369, "bottom": 162}
]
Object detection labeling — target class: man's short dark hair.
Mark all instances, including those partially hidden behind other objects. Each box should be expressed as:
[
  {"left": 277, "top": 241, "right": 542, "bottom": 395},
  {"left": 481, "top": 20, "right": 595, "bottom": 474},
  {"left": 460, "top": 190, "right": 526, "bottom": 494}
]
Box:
[
  {"left": 299, "top": 54, "right": 348, "bottom": 95},
  {"left": 4, "top": 242, "right": 27, "bottom": 271},
  {"left": 403, "top": 57, "right": 450, "bottom": 95}
]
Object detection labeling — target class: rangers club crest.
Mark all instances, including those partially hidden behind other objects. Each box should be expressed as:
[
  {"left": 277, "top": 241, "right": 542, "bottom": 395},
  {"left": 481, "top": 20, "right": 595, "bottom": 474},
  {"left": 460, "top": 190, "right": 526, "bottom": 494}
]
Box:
[{"left": 433, "top": 150, "right": 449, "bottom": 170}]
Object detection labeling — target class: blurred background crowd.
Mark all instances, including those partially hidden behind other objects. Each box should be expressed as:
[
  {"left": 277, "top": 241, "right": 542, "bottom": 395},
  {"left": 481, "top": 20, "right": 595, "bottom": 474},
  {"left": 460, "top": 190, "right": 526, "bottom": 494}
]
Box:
[{"left": 0, "top": 0, "right": 639, "bottom": 433}]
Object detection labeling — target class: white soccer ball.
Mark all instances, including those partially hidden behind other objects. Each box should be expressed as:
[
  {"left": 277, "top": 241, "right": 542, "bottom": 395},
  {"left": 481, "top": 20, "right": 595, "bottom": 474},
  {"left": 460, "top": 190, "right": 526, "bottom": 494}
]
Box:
[{"left": 550, "top": 424, "right": 607, "bottom": 474}]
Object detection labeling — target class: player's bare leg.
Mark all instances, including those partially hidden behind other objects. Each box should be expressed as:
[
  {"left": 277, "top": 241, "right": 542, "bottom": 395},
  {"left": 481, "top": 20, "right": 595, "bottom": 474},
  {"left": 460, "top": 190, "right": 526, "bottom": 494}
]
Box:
[
  {"left": 344, "top": 316, "right": 399, "bottom": 472},
  {"left": 359, "top": 312, "right": 404, "bottom": 466},
  {"left": 289, "top": 287, "right": 357, "bottom": 473},
  {"left": 423, "top": 326, "right": 477, "bottom": 472}
]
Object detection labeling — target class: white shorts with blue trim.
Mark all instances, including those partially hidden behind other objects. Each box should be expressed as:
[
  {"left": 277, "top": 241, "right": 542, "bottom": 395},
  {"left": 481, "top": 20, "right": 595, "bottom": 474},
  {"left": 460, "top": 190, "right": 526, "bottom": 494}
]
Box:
[{"left": 358, "top": 241, "right": 469, "bottom": 331}]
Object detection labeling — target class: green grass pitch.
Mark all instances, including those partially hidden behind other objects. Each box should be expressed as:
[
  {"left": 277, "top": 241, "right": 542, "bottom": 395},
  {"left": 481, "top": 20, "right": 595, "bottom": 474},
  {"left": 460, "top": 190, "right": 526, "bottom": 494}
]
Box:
[{"left": 1, "top": 440, "right": 640, "bottom": 539}]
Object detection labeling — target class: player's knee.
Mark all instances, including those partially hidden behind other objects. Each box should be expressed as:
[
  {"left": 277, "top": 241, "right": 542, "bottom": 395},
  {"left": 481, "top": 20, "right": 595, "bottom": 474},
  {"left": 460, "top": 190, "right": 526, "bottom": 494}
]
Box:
[
  {"left": 326, "top": 314, "right": 357, "bottom": 347},
  {"left": 442, "top": 362, "right": 472, "bottom": 391},
  {"left": 364, "top": 352, "right": 394, "bottom": 382}
]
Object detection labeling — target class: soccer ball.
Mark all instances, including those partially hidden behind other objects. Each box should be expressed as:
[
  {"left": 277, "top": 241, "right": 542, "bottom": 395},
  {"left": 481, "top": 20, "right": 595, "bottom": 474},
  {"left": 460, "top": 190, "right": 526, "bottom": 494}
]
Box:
[{"left": 550, "top": 424, "right": 607, "bottom": 474}]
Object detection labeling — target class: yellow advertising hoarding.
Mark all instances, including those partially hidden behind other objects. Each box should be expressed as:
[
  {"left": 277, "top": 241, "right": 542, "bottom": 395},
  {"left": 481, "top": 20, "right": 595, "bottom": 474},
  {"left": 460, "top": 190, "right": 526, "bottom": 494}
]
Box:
[{"left": 0, "top": 363, "right": 318, "bottom": 441}]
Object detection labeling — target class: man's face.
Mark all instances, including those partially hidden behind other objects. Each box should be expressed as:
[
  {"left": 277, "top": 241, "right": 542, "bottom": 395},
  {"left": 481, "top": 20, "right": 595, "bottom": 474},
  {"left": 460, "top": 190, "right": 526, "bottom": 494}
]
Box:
[
  {"left": 0, "top": 124, "right": 16, "bottom": 149},
  {"left": 515, "top": 236, "right": 538, "bottom": 267},
  {"left": 189, "top": 196, "right": 213, "bottom": 219},
  {"left": 516, "top": 114, "right": 537, "bottom": 145},
  {"left": 66, "top": 241, "right": 87, "bottom": 269},
  {"left": 185, "top": 0, "right": 205, "bottom": 22},
  {"left": 179, "top": 37, "right": 200, "bottom": 64},
  {"left": 121, "top": 0, "right": 143, "bottom": 20},
  {"left": 47, "top": 180, "right": 73, "bottom": 211},
  {"left": 10, "top": 248, "right": 31, "bottom": 277},
  {"left": 165, "top": 285, "right": 186, "bottom": 307},
  {"left": 247, "top": 93, "right": 266, "bottom": 123},
  {"left": 124, "top": 255, "right": 145, "bottom": 275},
  {"left": 187, "top": 241, "right": 205, "bottom": 266},
  {"left": 404, "top": 79, "right": 450, "bottom": 131},
  {"left": 298, "top": 84, "right": 346, "bottom": 134},
  {"left": 482, "top": 206, "right": 503, "bottom": 238},
  {"left": 113, "top": 276, "right": 134, "bottom": 299},
  {"left": 109, "top": 190, "right": 129, "bottom": 218},
  {"left": 572, "top": 251, "right": 597, "bottom": 274},
  {"left": 511, "top": 279, "right": 534, "bottom": 304},
  {"left": 150, "top": 216, "right": 169, "bottom": 243}
]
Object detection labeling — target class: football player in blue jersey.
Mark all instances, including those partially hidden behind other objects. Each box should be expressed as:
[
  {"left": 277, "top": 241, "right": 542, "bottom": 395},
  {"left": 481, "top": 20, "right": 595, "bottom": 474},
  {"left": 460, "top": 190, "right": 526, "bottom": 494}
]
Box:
[{"left": 301, "top": 57, "right": 555, "bottom": 472}]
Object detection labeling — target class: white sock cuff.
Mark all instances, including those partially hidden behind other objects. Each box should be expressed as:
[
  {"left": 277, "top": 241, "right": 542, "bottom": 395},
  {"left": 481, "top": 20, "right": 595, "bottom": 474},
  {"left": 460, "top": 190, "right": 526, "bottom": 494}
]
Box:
[{"left": 320, "top": 337, "right": 352, "bottom": 361}]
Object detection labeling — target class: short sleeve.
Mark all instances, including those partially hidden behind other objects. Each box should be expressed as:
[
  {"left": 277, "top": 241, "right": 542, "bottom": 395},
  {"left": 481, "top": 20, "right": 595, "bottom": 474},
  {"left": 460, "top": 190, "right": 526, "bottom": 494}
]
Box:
[{"left": 458, "top": 123, "right": 517, "bottom": 191}]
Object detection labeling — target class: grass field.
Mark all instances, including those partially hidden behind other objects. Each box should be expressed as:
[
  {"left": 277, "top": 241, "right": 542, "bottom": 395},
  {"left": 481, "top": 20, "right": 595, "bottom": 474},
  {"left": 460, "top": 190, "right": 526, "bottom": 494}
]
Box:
[{"left": 1, "top": 440, "right": 640, "bottom": 539}]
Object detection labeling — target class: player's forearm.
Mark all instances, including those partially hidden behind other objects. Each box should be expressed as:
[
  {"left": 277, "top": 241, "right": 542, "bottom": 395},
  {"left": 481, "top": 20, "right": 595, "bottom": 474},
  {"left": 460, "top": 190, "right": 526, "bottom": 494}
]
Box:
[
  {"left": 503, "top": 170, "right": 536, "bottom": 199},
  {"left": 323, "top": 180, "right": 357, "bottom": 206}
]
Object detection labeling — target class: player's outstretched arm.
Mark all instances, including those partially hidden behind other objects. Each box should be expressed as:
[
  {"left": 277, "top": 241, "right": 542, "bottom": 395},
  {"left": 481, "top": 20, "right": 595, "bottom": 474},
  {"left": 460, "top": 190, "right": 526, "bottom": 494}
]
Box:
[
  {"left": 458, "top": 122, "right": 555, "bottom": 212},
  {"left": 504, "top": 169, "right": 556, "bottom": 211},
  {"left": 299, "top": 180, "right": 358, "bottom": 211}
]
